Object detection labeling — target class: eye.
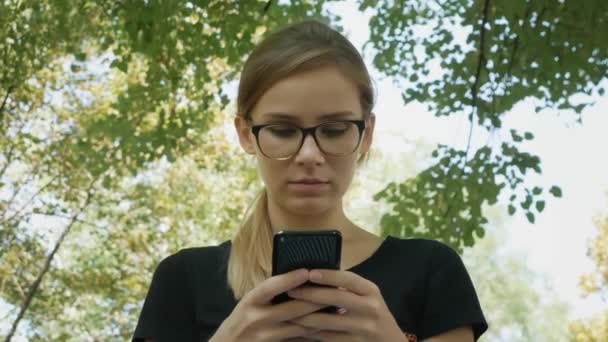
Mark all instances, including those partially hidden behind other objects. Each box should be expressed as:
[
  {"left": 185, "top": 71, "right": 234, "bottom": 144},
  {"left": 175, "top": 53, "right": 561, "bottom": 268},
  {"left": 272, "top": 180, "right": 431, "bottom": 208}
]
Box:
[
  {"left": 266, "top": 125, "right": 298, "bottom": 138},
  {"left": 319, "top": 122, "right": 350, "bottom": 137}
]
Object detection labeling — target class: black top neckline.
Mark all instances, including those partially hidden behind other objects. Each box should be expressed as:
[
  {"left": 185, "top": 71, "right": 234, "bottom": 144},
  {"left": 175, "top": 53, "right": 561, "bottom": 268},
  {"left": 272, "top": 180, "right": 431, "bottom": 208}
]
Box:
[{"left": 346, "top": 235, "right": 394, "bottom": 272}]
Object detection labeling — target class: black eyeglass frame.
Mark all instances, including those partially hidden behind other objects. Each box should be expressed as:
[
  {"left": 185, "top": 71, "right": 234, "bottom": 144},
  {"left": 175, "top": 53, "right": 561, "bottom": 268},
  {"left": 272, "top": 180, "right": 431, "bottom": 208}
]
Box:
[{"left": 249, "top": 119, "right": 367, "bottom": 160}]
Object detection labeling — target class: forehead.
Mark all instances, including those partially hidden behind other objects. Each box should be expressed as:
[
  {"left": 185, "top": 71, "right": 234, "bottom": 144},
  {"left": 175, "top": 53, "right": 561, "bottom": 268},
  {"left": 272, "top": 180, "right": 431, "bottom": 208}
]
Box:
[{"left": 250, "top": 66, "right": 363, "bottom": 123}]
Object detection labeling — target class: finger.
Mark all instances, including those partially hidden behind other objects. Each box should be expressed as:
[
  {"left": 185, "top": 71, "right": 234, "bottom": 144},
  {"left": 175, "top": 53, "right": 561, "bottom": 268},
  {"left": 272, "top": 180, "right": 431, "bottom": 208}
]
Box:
[
  {"left": 283, "top": 337, "right": 322, "bottom": 342},
  {"left": 266, "top": 298, "right": 327, "bottom": 322},
  {"left": 259, "top": 322, "right": 321, "bottom": 341},
  {"left": 248, "top": 268, "right": 310, "bottom": 304},
  {"left": 287, "top": 286, "right": 367, "bottom": 313},
  {"left": 307, "top": 330, "right": 352, "bottom": 342},
  {"left": 308, "top": 269, "right": 379, "bottom": 296},
  {"left": 290, "top": 311, "right": 357, "bottom": 332}
]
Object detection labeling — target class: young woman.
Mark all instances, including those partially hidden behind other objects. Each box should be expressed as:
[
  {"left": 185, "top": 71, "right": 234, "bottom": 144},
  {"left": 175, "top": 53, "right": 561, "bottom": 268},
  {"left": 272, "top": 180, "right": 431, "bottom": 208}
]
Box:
[{"left": 133, "top": 20, "right": 487, "bottom": 342}]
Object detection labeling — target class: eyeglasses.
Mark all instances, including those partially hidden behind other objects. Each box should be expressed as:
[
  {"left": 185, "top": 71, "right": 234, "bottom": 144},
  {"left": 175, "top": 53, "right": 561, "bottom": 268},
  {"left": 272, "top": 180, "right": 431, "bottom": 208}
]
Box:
[{"left": 250, "top": 120, "right": 366, "bottom": 160}]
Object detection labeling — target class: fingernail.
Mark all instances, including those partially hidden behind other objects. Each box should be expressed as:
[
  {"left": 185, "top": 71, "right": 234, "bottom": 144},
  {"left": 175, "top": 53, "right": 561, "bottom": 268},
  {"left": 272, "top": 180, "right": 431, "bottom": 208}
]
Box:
[{"left": 310, "top": 270, "right": 322, "bottom": 281}]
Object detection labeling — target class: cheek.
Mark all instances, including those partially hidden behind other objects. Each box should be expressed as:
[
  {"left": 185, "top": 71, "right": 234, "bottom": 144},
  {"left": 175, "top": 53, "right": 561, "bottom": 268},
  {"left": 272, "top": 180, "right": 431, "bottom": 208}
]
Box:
[
  {"left": 255, "top": 157, "right": 283, "bottom": 186},
  {"left": 332, "top": 159, "right": 358, "bottom": 188}
]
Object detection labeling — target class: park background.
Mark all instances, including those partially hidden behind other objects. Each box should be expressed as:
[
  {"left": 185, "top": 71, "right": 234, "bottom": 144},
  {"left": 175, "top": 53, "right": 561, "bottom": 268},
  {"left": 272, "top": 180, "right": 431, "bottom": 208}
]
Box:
[{"left": 1, "top": 1, "right": 607, "bottom": 341}]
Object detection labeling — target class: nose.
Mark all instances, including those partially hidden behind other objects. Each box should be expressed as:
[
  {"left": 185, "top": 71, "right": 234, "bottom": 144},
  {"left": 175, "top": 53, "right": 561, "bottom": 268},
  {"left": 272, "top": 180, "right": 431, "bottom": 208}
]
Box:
[{"left": 293, "top": 133, "right": 325, "bottom": 165}]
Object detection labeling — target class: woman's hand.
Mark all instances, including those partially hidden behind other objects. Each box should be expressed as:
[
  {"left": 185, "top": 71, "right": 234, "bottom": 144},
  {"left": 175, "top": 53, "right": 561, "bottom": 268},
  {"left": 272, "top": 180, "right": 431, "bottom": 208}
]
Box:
[
  {"left": 285, "top": 269, "right": 406, "bottom": 341},
  {"left": 210, "top": 269, "right": 326, "bottom": 342}
]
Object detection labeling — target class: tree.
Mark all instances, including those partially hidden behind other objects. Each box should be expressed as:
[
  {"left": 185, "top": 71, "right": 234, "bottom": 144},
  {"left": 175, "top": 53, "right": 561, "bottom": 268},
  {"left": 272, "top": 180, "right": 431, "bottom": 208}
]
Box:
[
  {"left": 568, "top": 197, "right": 608, "bottom": 341},
  {"left": 365, "top": 0, "right": 607, "bottom": 250},
  {"left": 0, "top": 108, "right": 261, "bottom": 340}
]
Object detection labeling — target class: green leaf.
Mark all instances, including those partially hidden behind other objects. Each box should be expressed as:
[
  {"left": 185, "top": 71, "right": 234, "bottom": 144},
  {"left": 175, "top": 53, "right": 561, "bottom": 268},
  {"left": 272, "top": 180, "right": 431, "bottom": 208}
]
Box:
[
  {"left": 532, "top": 186, "right": 542, "bottom": 195},
  {"left": 549, "top": 186, "right": 563, "bottom": 198},
  {"left": 526, "top": 212, "right": 536, "bottom": 223},
  {"left": 524, "top": 132, "right": 534, "bottom": 140},
  {"left": 75, "top": 52, "right": 87, "bottom": 61},
  {"left": 508, "top": 204, "right": 516, "bottom": 215},
  {"left": 521, "top": 195, "right": 533, "bottom": 210},
  {"left": 510, "top": 129, "right": 523, "bottom": 142},
  {"left": 536, "top": 200, "right": 545, "bottom": 213},
  {"left": 102, "top": 176, "right": 112, "bottom": 189},
  {"left": 110, "top": 59, "right": 128, "bottom": 73}
]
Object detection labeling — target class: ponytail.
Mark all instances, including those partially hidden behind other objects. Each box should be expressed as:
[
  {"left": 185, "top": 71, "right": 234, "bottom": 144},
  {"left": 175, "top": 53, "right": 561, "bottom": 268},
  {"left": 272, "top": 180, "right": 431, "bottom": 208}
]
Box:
[{"left": 227, "top": 188, "right": 273, "bottom": 299}]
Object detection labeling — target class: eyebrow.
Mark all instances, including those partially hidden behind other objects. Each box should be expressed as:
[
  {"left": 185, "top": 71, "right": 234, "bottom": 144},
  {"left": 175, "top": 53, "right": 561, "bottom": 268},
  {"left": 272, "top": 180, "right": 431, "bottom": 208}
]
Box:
[{"left": 259, "top": 111, "right": 358, "bottom": 122}]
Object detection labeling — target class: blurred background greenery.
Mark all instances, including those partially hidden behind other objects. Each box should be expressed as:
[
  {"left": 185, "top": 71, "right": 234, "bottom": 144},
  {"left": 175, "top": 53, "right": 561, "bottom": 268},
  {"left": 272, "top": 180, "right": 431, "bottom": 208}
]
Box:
[{"left": 1, "top": 0, "right": 606, "bottom": 341}]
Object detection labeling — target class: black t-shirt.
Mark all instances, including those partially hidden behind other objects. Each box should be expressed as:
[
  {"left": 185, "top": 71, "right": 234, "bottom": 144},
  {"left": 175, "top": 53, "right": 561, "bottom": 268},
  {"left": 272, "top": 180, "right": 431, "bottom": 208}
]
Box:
[{"left": 133, "top": 236, "right": 488, "bottom": 341}]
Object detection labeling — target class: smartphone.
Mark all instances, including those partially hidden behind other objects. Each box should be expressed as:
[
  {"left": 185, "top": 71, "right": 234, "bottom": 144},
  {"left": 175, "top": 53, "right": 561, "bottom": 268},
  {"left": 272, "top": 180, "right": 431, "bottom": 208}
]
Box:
[{"left": 271, "top": 229, "right": 342, "bottom": 313}]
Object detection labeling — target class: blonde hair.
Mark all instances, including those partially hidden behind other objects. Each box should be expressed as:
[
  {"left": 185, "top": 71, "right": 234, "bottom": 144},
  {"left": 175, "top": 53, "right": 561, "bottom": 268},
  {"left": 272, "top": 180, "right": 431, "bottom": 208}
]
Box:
[{"left": 228, "top": 19, "right": 375, "bottom": 299}]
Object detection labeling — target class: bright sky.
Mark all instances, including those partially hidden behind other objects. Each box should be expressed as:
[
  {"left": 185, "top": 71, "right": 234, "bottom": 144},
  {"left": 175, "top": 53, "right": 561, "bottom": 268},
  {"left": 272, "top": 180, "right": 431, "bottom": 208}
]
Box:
[{"left": 329, "top": 1, "right": 607, "bottom": 321}]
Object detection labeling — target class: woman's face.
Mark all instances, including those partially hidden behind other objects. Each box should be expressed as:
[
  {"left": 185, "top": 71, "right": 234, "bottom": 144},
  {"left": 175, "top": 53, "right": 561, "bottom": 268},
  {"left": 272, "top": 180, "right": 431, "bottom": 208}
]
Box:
[{"left": 235, "top": 65, "right": 375, "bottom": 217}]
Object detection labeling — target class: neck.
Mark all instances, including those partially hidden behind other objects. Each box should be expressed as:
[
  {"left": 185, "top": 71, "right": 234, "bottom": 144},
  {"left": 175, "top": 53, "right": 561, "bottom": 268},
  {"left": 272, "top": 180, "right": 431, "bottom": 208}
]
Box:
[{"left": 266, "top": 198, "right": 361, "bottom": 242}]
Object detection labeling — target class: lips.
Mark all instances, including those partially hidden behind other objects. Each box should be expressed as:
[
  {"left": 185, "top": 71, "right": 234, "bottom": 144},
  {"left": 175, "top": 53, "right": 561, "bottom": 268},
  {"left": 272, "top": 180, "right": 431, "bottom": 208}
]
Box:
[
  {"left": 289, "top": 178, "right": 329, "bottom": 184},
  {"left": 287, "top": 179, "right": 330, "bottom": 193}
]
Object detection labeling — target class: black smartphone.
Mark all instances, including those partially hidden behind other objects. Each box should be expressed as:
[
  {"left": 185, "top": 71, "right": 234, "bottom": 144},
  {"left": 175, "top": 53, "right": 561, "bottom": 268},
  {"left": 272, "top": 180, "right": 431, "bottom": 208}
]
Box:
[{"left": 271, "top": 229, "right": 342, "bottom": 313}]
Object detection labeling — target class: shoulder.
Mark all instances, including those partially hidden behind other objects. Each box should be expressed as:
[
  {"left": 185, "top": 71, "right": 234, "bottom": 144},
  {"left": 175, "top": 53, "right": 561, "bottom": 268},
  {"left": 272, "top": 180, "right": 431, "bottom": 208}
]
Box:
[
  {"left": 386, "top": 236, "right": 459, "bottom": 261},
  {"left": 154, "top": 240, "right": 232, "bottom": 278},
  {"left": 388, "top": 238, "right": 488, "bottom": 339},
  {"left": 133, "top": 242, "right": 232, "bottom": 341},
  {"left": 383, "top": 236, "right": 466, "bottom": 279},
  {"left": 174, "top": 239, "right": 232, "bottom": 263}
]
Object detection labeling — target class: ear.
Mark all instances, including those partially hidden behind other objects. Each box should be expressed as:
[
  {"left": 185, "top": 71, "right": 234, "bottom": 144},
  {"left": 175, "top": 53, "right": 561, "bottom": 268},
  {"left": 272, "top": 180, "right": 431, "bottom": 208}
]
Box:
[
  {"left": 234, "top": 116, "right": 257, "bottom": 155},
  {"left": 359, "top": 113, "right": 376, "bottom": 156}
]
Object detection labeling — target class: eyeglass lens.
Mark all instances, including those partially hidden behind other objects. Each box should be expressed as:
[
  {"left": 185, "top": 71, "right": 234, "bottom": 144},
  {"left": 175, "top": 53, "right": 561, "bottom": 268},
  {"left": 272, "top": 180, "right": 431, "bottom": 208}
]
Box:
[{"left": 258, "top": 121, "right": 360, "bottom": 159}]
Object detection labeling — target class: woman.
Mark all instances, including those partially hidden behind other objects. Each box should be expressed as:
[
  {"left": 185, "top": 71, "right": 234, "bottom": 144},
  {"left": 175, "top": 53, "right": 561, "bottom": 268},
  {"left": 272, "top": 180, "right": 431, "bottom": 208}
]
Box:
[{"left": 133, "top": 19, "right": 487, "bottom": 342}]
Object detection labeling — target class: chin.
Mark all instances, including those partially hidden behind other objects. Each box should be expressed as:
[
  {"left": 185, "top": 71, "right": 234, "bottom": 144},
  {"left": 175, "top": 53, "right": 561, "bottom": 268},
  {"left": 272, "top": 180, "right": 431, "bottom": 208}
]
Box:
[{"left": 283, "top": 197, "right": 336, "bottom": 217}]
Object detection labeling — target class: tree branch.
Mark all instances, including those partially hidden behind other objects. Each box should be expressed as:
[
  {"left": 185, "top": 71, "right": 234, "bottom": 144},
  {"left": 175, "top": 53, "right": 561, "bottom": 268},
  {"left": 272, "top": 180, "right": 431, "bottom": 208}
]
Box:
[
  {"left": 444, "top": 0, "right": 491, "bottom": 221},
  {"left": 0, "top": 86, "right": 13, "bottom": 124},
  {"left": 465, "top": 0, "right": 491, "bottom": 156},
  {"left": 1, "top": 166, "right": 38, "bottom": 214},
  {"left": 506, "top": 36, "right": 519, "bottom": 79},
  {"left": 0, "top": 175, "right": 59, "bottom": 225},
  {"left": 0, "top": 112, "right": 28, "bottom": 180},
  {"left": 502, "top": 3, "right": 533, "bottom": 106},
  {"left": 4, "top": 181, "right": 97, "bottom": 342},
  {"left": 0, "top": 143, "right": 16, "bottom": 179},
  {"left": 33, "top": 211, "right": 102, "bottom": 229},
  {"left": 263, "top": 0, "right": 272, "bottom": 13}
]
